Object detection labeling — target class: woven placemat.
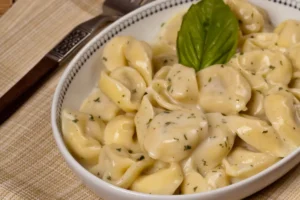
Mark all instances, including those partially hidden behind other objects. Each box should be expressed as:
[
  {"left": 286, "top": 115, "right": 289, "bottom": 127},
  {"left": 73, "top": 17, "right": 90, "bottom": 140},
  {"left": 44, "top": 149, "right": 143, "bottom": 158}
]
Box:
[{"left": 0, "top": 0, "right": 299, "bottom": 199}]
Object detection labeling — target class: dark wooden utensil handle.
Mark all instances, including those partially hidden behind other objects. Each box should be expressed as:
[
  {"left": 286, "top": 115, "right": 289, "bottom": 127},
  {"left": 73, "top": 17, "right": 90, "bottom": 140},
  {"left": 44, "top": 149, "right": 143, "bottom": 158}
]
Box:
[{"left": 0, "top": 56, "right": 58, "bottom": 124}]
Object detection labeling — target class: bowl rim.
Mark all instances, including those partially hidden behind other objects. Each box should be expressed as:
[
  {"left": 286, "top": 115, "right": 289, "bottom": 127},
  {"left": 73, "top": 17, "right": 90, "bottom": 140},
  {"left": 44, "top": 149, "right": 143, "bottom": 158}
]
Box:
[{"left": 51, "top": 0, "right": 300, "bottom": 199}]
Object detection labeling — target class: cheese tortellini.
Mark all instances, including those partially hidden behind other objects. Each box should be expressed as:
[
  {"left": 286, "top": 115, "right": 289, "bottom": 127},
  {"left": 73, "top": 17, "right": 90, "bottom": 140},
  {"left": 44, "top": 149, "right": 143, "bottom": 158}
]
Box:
[
  {"left": 288, "top": 43, "right": 300, "bottom": 72},
  {"left": 144, "top": 109, "right": 208, "bottom": 162},
  {"left": 222, "top": 147, "right": 280, "bottom": 181},
  {"left": 181, "top": 158, "right": 230, "bottom": 194},
  {"left": 226, "top": 115, "right": 289, "bottom": 157},
  {"left": 131, "top": 162, "right": 183, "bottom": 194},
  {"left": 158, "top": 11, "right": 186, "bottom": 50},
  {"left": 61, "top": 0, "right": 300, "bottom": 195},
  {"left": 92, "top": 144, "right": 154, "bottom": 189},
  {"left": 61, "top": 109, "right": 103, "bottom": 164},
  {"left": 225, "top": 0, "right": 266, "bottom": 34},
  {"left": 264, "top": 92, "right": 300, "bottom": 150},
  {"left": 148, "top": 64, "right": 199, "bottom": 110},
  {"left": 103, "top": 115, "right": 141, "bottom": 153},
  {"left": 245, "top": 90, "right": 266, "bottom": 119},
  {"left": 99, "top": 67, "right": 147, "bottom": 112},
  {"left": 102, "top": 36, "right": 153, "bottom": 85},
  {"left": 229, "top": 50, "right": 293, "bottom": 93},
  {"left": 197, "top": 65, "right": 251, "bottom": 115},
  {"left": 80, "top": 88, "right": 120, "bottom": 122},
  {"left": 242, "top": 33, "right": 281, "bottom": 53},
  {"left": 192, "top": 113, "right": 236, "bottom": 175},
  {"left": 275, "top": 20, "right": 300, "bottom": 48}
]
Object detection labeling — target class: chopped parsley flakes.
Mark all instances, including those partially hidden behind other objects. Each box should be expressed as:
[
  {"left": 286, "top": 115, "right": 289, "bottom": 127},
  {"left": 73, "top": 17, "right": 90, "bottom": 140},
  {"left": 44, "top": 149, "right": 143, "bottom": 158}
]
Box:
[
  {"left": 146, "top": 118, "right": 152, "bottom": 126},
  {"left": 93, "top": 97, "right": 100, "bottom": 102},
  {"left": 167, "top": 85, "right": 172, "bottom": 91},
  {"left": 187, "top": 113, "right": 196, "bottom": 119},
  {"left": 137, "top": 155, "right": 145, "bottom": 161},
  {"left": 89, "top": 115, "right": 94, "bottom": 121},
  {"left": 184, "top": 145, "right": 192, "bottom": 151},
  {"left": 184, "top": 134, "right": 188, "bottom": 140},
  {"left": 165, "top": 121, "right": 175, "bottom": 126},
  {"left": 193, "top": 186, "right": 198, "bottom": 192}
]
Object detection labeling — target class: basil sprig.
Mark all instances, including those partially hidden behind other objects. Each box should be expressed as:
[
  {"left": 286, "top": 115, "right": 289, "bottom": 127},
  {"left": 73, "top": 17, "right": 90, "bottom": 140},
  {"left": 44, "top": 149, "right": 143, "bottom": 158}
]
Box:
[{"left": 177, "top": 0, "right": 239, "bottom": 71}]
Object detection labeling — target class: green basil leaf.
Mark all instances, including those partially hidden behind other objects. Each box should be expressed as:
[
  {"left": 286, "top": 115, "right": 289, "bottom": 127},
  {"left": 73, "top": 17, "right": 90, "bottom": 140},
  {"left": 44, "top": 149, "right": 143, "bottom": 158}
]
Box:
[{"left": 177, "top": 0, "right": 239, "bottom": 71}]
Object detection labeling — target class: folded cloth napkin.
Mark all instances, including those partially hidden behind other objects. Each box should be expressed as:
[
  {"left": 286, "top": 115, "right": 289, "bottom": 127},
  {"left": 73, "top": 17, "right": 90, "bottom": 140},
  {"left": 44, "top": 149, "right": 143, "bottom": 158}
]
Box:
[{"left": 0, "top": 0, "right": 299, "bottom": 200}]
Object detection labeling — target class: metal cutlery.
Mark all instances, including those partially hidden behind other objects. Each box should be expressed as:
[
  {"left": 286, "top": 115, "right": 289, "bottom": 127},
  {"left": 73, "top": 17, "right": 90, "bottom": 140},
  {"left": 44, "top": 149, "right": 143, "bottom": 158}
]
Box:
[{"left": 0, "top": 0, "right": 154, "bottom": 124}]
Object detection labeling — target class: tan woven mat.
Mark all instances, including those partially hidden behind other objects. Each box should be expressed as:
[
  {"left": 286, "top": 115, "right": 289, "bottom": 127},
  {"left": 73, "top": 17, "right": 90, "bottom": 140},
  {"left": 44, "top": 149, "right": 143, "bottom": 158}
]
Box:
[{"left": 0, "top": 0, "right": 299, "bottom": 199}]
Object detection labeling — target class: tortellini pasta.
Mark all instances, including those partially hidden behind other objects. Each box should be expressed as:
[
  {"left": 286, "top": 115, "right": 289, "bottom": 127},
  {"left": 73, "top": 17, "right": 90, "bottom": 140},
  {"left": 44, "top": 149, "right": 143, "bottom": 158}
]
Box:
[
  {"left": 181, "top": 158, "right": 230, "bottom": 194},
  {"left": 181, "top": 170, "right": 210, "bottom": 194},
  {"left": 61, "top": 0, "right": 300, "bottom": 195},
  {"left": 143, "top": 160, "right": 169, "bottom": 175},
  {"left": 242, "top": 33, "right": 282, "bottom": 53},
  {"left": 289, "top": 78, "right": 300, "bottom": 99},
  {"left": 245, "top": 90, "right": 266, "bottom": 119},
  {"left": 225, "top": 0, "right": 265, "bottom": 34},
  {"left": 229, "top": 50, "right": 293, "bottom": 93},
  {"left": 147, "top": 64, "right": 199, "bottom": 110},
  {"left": 192, "top": 113, "right": 236, "bottom": 175},
  {"left": 99, "top": 67, "right": 146, "bottom": 112},
  {"left": 80, "top": 88, "right": 120, "bottom": 122},
  {"left": 222, "top": 147, "right": 279, "bottom": 181},
  {"left": 205, "top": 167, "right": 230, "bottom": 189},
  {"left": 226, "top": 115, "right": 289, "bottom": 157},
  {"left": 93, "top": 144, "right": 154, "bottom": 189},
  {"left": 152, "top": 53, "right": 178, "bottom": 72},
  {"left": 61, "top": 109, "right": 104, "bottom": 164},
  {"left": 130, "top": 162, "right": 183, "bottom": 195},
  {"left": 102, "top": 36, "right": 153, "bottom": 85},
  {"left": 144, "top": 109, "right": 208, "bottom": 162},
  {"left": 264, "top": 91, "right": 300, "bottom": 150},
  {"left": 134, "top": 96, "right": 157, "bottom": 152},
  {"left": 288, "top": 43, "right": 300, "bottom": 72},
  {"left": 275, "top": 20, "right": 300, "bottom": 48},
  {"left": 197, "top": 65, "right": 251, "bottom": 115},
  {"left": 152, "top": 11, "right": 185, "bottom": 73},
  {"left": 124, "top": 39, "right": 153, "bottom": 85},
  {"left": 181, "top": 168, "right": 230, "bottom": 194},
  {"left": 158, "top": 11, "right": 186, "bottom": 49},
  {"left": 102, "top": 36, "right": 132, "bottom": 71},
  {"left": 103, "top": 115, "right": 141, "bottom": 153}
]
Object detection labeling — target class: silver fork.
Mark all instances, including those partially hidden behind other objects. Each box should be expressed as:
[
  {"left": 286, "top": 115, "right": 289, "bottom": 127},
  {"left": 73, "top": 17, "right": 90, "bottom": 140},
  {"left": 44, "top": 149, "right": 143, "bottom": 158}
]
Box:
[
  {"left": 0, "top": 0, "right": 154, "bottom": 124},
  {"left": 48, "top": 0, "right": 154, "bottom": 62}
]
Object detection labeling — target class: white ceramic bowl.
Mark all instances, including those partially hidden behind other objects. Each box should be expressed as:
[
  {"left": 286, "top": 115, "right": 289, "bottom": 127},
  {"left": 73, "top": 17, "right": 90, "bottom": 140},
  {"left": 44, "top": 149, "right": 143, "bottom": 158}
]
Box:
[{"left": 51, "top": 0, "right": 300, "bottom": 199}]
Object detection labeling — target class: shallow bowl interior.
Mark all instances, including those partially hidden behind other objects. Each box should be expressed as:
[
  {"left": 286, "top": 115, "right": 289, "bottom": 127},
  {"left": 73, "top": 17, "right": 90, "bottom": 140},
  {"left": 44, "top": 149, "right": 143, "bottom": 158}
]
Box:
[{"left": 51, "top": 0, "right": 300, "bottom": 199}]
